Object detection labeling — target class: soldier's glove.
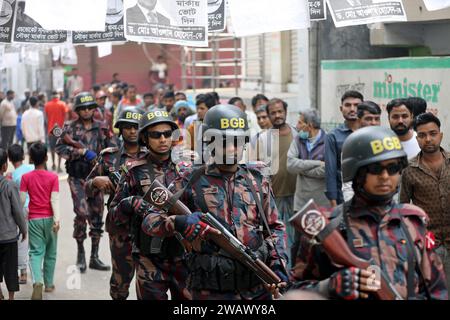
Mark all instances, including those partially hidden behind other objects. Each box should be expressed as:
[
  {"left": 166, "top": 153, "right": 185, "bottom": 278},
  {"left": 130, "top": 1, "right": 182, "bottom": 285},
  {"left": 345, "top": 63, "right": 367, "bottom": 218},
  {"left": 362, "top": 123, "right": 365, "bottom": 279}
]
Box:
[
  {"left": 174, "top": 212, "right": 212, "bottom": 242},
  {"left": 84, "top": 150, "right": 97, "bottom": 162},
  {"left": 120, "top": 196, "right": 151, "bottom": 217},
  {"left": 328, "top": 267, "right": 362, "bottom": 300}
]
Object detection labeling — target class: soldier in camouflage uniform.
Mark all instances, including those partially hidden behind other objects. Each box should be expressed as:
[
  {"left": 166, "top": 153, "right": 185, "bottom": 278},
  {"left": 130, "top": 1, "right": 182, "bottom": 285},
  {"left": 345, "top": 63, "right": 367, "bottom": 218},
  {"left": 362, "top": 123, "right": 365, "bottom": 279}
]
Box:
[
  {"left": 109, "top": 110, "right": 192, "bottom": 300},
  {"left": 289, "top": 126, "right": 448, "bottom": 300},
  {"left": 141, "top": 104, "right": 288, "bottom": 300},
  {"left": 85, "top": 107, "right": 146, "bottom": 300},
  {"left": 55, "top": 92, "right": 115, "bottom": 273}
]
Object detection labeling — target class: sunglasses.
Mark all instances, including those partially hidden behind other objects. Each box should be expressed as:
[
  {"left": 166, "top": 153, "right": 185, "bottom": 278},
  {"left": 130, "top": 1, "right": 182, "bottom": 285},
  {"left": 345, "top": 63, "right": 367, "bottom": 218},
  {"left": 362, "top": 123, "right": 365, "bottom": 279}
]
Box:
[
  {"left": 366, "top": 162, "right": 402, "bottom": 176},
  {"left": 78, "top": 106, "right": 96, "bottom": 111},
  {"left": 147, "top": 130, "right": 173, "bottom": 139},
  {"left": 121, "top": 123, "right": 138, "bottom": 130}
]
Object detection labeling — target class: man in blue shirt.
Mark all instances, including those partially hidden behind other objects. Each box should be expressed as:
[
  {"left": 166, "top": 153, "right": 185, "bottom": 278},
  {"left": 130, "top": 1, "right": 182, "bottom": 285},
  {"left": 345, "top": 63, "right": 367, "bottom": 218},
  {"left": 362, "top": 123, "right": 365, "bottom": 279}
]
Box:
[
  {"left": 7, "top": 144, "right": 34, "bottom": 285},
  {"left": 324, "top": 91, "right": 363, "bottom": 207}
]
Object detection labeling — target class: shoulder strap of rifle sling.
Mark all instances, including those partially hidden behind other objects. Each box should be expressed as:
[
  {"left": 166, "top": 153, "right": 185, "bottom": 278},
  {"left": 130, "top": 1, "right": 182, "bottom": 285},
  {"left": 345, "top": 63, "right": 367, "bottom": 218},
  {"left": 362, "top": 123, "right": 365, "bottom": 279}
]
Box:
[
  {"left": 244, "top": 170, "right": 287, "bottom": 276},
  {"left": 171, "top": 165, "right": 206, "bottom": 204}
]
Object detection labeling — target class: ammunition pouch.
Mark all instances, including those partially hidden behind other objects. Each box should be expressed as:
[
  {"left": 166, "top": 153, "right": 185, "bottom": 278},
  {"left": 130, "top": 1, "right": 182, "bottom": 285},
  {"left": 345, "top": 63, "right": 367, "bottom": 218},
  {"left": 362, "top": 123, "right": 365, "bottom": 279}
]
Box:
[
  {"left": 186, "top": 242, "right": 269, "bottom": 292},
  {"left": 66, "top": 159, "right": 92, "bottom": 179},
  {"left": 133, "top": 216, "right": 185, "bottom": 260}
]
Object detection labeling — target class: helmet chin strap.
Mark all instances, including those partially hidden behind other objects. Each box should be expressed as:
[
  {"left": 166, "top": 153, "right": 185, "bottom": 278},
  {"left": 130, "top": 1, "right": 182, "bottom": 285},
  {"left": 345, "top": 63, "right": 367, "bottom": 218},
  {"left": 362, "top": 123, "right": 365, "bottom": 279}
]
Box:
[{"left": 356, "top": 186, "right": 397, "bottom": 204}]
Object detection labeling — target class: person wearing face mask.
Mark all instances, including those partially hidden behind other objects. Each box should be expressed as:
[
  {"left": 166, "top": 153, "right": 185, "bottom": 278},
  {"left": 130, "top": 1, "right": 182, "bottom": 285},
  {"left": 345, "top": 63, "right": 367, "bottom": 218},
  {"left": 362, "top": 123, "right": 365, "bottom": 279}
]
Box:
[{"left": 287, "top": 109, "right": 328, "bottom": 265}]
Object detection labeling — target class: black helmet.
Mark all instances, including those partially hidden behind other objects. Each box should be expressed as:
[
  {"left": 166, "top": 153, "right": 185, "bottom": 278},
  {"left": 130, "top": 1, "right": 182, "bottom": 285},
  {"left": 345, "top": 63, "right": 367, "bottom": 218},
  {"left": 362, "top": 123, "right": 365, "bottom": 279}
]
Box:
[
  {"left": 202, "top": 104, "right": 249, "bottom": 142},
  {"left": 114, "top": 107, "right": 143, "bottom": 128},
  {"left": 73, "top": 92, "right": 97, "bottom": 111},
  {"left": 138, "top": 110, "right": 178, "bottom": 146},
  {"left": 341, "top": 126, "right": 407, "bottom": 182}
]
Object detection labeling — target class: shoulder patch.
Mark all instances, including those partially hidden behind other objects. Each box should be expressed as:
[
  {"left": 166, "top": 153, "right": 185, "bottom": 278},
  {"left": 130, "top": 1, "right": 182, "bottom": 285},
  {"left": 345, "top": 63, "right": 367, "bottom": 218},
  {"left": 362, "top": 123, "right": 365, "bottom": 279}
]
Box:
[
  {"left": 100, "top": 147, "right": 119, "bottom": 155},
  {"left": 125, "top": 158, "right": 147, "bottom": 170}
]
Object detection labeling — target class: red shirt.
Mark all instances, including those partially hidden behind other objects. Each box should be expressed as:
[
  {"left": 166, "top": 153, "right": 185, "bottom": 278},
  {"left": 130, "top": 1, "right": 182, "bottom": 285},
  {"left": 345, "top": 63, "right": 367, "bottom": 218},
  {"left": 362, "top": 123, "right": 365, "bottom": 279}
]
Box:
[
  {"left": 20, "top": 170, "right": 59, "bottom": 220},
  {"left": 44, "top": 98, "right": 68, "bottom": 134}
]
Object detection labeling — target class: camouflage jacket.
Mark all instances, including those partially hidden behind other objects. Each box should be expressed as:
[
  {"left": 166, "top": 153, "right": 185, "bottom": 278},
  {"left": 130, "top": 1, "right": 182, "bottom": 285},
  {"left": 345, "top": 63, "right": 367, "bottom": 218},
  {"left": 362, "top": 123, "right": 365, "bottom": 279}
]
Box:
[
  {"left": 108, "top": 152, "right": 192, "bottom": 252},
  {"left": 141, "top": 162, "right": 288, "bottom": 277},
  {"left": 290, "top": 195, "right": 448, "bottom": 300},
  {"left": 85, "top": 144, "right": 147, "bottom": 199},
  {"left": 55, "top": 119, "right": 116, "bottom": 162}
]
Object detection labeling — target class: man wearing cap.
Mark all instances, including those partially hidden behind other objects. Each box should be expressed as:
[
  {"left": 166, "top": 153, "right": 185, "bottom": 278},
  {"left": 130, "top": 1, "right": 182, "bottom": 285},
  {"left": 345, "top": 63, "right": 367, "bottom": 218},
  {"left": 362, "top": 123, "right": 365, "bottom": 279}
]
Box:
[
  {"left": 56, "top": 92, "right": 116, "bottom": 273},
  {"left": 85, "top": 107, "right": 146, "bottom": 300},
  {"left": 109, "top": 110, "right": 192, "bottom": 300}
]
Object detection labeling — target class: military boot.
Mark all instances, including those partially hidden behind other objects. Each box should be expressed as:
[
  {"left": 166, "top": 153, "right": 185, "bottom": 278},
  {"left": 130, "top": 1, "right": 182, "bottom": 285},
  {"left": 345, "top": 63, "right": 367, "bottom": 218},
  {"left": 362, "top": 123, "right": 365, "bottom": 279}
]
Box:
[
  {"left": 76, "top": 240, "right": 87, "bottom": 273},
  {"left": 89, "top": 239, "right": 111, "bottom": 271}
]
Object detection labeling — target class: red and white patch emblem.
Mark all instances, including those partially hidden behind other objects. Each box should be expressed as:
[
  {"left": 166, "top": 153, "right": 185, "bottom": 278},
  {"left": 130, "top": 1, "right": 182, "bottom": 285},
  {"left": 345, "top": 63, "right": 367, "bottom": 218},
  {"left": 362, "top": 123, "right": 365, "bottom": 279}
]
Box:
[{"left": 425, "top": 231, "right": 436, "bottom": 250}]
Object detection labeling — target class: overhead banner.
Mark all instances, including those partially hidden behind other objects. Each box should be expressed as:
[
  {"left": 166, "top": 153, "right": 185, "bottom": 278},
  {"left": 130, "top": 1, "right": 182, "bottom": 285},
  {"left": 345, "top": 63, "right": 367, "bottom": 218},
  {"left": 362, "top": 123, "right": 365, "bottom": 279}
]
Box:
[
  {"left": 309, "top": 0, "right": 326, "bottom": 21},
  {"left": 326, "top": 0, "right": 407, "bottom": 28},
  {"left": 0, "top": 0, "right": 16, "bottom": 43},
  {"left": 13, "top": 1, "right": 68, "bottom": 44},
  {"left": 208, "top": 0, "right": 226, "bottom": 32},
  {"left": 423, "top": 0, "right": 450, "bottom": 11},
  {"left": 24, "top": 0, "right": 107, "bottom": 31},
  {"left": 228, "top": 0, "right": 310, "bottom": 37},
  {"left": 124, "top": 0, "right": 208, "bottom": 47},
  {"left": 321, "top": 57, "right": 450, "bottom": 148},
  {"left": 73, "top": 0, "right": 126, "bottom": 44}
]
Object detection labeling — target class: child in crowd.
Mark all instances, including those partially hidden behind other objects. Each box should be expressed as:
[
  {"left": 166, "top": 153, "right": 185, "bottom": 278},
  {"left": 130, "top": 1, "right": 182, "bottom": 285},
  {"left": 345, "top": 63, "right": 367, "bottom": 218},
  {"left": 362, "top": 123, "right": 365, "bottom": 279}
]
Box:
[
  {"left": 7, "top": 144, "right": 34, "bottom": 284},
  {"left": 0, "top": 148, "right": 27, "bottom": 300},
  {"left": 20, "top": 142, "right": 60, "bottom": 300}
]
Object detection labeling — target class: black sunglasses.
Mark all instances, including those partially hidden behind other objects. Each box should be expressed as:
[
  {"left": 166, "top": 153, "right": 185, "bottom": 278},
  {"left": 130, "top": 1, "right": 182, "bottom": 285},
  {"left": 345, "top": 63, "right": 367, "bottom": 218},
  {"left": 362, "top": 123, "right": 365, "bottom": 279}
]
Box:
[
  {"left": 121, "top": 123, "right": 138, "bottom": 130},
  {"left": 78, "top": 105, "right": 96, "bottom": 111},
  {"left": 366, "top": 162, "right": 402, "bottom": 176},
  {"left": 147, "top": 130, "right": 173, "bottom": 139}
]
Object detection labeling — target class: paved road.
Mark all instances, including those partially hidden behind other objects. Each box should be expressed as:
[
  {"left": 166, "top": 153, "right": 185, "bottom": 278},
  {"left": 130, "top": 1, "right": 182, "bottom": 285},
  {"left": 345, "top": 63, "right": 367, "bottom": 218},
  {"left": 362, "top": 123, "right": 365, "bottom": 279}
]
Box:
[{"left": 1, "top": 158, "right": 137, "bottom": 300}]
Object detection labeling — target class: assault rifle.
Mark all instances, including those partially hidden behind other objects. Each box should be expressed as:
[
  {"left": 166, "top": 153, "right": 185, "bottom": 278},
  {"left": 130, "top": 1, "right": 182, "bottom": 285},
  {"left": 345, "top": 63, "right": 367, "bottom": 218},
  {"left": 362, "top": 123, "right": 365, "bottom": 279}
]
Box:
[
  {"left": 51, "top": 123, "right": 85, "bottom": 150},
  {"left": 143, "top": 179, "right": 282, "bottom": 287},
  {"left": 289, "top": 199, "right": 403, "bottom": 300}
]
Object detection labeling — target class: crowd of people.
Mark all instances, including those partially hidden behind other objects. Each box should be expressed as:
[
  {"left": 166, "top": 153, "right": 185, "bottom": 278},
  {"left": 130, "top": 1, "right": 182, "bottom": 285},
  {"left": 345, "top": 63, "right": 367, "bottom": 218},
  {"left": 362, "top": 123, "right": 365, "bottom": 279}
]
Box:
[{"left": 0, "top": 74, "right": 449, "bottom": 301}]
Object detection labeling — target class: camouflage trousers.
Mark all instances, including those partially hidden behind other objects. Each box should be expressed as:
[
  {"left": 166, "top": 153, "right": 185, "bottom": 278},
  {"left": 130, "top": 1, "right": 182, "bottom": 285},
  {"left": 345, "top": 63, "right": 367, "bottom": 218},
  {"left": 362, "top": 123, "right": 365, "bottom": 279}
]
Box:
[
  {"left": 435, "top": 245, "right": 450, "bottom": 291},
  {"left": 192, "top": 285, "right": 272, "bottom": 300},
  {"left": 135, "top": 254, "right": 192, "bottom": 300},
  {"left": 109, "top": 233, "right": 135, "bottom": 300},
  {"left": 68, "top": 177, "right": 104, "bottom": 241}
]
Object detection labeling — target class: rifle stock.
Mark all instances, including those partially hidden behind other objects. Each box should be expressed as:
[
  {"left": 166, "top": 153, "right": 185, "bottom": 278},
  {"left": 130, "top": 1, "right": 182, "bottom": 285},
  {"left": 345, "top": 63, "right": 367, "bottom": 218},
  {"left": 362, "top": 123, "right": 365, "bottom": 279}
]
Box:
[
  {"left": 143, "top": 179, "right": 281, "bottom": 286},
  {"left": 289, "top": 199, "right": 403, "bottom": 300},
  {"left": 52, "top": 123, "right": 85, "bottom": 149}
]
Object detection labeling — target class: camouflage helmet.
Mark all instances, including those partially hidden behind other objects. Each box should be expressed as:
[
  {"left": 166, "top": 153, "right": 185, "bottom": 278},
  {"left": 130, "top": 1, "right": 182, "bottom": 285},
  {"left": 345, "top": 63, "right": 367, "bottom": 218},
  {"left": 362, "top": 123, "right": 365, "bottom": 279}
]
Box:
[
  {"left": 73, "top": 92, "right": 97, "bottom": 111},
  {"left": 138, "top": 110, "right": 179, "bottom": 146},
  {"left": 341, "top": 126, "right": 408, "bottom": 182},
  {"left": 114, "top": 107, "right": 143, "bottom": 128},
  {"left": 202, "top": 104, "right": 249, "bottom": 142}
]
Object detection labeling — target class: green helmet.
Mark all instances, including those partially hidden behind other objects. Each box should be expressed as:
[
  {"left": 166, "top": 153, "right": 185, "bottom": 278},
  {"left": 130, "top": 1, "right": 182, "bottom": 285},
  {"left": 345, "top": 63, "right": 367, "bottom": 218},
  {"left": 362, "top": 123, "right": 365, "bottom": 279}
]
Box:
[
  {"left": 73, "top": 92, "right": 97, "bottom": 111},
  {"left": 138, "top": 110, "right": 179, "bottom": 146},
  {"left": 114, "top": 107, "right": 143, "bottom": 128},
  {"left": 202, "top": 104, "right": 249, "bottom": 142},
  {"left": 341, "top": 126, "right": 407, "bottom": 182}
]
